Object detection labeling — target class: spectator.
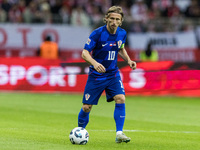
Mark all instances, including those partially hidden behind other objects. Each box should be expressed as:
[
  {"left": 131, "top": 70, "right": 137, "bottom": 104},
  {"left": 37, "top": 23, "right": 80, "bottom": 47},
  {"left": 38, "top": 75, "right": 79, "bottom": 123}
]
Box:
[
  {"left": 59, "top": 4, "right": 70, "bottom": 24},
  {"left": 89, "top": 4, "right": 103, "bottom": 25},
  {"left": 185, "top": 0, "right": 200, "bottom": 18},
  {"left": 39, "top": 1, "right": 52, "bottom": 23},
  {"left": 23, "top": 1, "right": 39, "bottom": 23},
  {"left": 130, "top": 0, "right": 148, "bottom": 23},
  {"left": 50, "top": 0, "right": 62, "bottom": 14},
  {"left": 118, "top": 0, "right": 132, "bottom": 22},
  {"left": 1, "top": 0, "right": 11, "bottom": 13},
  {"left": 0, "top": 6, "right": 7, "bottom": 22},
  {"left": 18, "top": 0, "right": 26, "bottom": 13},
  {"left": 37, "top": 35, "right": 60, "bottom": 59},
  {"left": 162, "top": 0, "right": 180, "bottom": 18},
  {"left": 169, "top": 8, "right": 184, "bottom": 32},
  {"left": 140, "top": 40, "right": 158, "bottom": 62},
  {"left": 8, "top": 3, "right": 23, "bottom": 23},
  {"left": 50, "top": 0, "right": 62, "bottom": 23},
  {"left": 151, "top": 0, "right": 171, "bottom": 12},
  {"left": 147, "top": 3, "right": 161, "bottom": 20},
  {"left": 101, "top": 0, "right": 111, "bottom": 14},
  {"left": 0, "top": 0, "right": 199, "bottom": 34},
  {"left": 70, "top": 5, "right": 90, "bottom": 27},
  {"left": 130, "top": 0, "right": 148, "bottom": 32}
]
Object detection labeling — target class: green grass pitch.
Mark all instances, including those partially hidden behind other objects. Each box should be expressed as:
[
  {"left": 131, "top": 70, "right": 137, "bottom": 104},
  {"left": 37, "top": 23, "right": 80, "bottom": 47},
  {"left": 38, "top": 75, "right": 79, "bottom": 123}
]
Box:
[{"left": 0, "top": 92, "right": 200, "bottom": 150}]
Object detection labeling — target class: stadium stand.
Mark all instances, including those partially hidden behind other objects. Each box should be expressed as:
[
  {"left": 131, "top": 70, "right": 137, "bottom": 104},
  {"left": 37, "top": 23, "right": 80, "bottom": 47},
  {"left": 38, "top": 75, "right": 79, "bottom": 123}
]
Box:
[{"left": 0, "top": 0, "right": 199, "bottom": 33}]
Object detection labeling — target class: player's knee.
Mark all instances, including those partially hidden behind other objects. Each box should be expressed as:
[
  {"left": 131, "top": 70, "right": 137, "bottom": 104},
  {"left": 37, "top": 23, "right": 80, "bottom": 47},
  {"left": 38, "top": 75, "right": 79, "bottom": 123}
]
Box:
[
  {"left": 82, "top": 104, "right": 92, "bottom": 112},
  {"left": 114, "top": 94, "right": 125, "bottom": 104}
]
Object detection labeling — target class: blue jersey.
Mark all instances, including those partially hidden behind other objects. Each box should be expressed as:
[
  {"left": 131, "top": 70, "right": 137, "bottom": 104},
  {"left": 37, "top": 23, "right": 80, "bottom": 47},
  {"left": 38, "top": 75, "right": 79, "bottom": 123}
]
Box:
[{"left": 84, "top": 25, "right": 127, "bottom": 79}]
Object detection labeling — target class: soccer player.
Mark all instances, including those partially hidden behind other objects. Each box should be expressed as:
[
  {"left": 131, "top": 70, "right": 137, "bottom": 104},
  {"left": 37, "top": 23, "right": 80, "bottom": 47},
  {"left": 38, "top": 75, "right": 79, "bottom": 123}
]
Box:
[{"left": 78, "top": 6, "right": 136, "bottom": 143}]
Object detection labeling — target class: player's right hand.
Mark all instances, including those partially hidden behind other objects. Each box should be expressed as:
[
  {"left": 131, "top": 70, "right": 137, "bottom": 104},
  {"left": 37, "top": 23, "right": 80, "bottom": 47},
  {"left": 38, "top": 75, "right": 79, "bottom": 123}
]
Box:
[{"left": 94, "top": 62, "right": 106, "bottom": 73}]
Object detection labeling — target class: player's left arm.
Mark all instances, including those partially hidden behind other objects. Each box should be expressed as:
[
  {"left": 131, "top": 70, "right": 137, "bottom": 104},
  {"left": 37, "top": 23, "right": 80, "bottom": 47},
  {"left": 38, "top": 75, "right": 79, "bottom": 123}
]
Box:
[{"left": 119, "top": 47, "right": 136, "bottom": 70}]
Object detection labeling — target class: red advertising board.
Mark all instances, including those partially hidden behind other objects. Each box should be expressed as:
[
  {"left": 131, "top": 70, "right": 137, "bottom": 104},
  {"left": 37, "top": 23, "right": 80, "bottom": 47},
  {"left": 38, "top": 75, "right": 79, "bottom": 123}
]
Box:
[{"left": 0, "top": 58, "right": 200, "bottom": 97}]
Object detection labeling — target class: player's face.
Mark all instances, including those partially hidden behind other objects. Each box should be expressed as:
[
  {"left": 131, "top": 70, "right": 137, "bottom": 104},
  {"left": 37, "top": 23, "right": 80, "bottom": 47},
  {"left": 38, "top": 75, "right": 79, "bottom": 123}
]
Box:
[{"left": 106, "top": 13, "right": 122, "bottom": 33}]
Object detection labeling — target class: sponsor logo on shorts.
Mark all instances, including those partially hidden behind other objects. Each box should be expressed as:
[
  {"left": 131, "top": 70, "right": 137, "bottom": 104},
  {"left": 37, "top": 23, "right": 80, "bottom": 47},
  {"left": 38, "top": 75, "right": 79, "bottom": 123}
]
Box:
[{"left": 85, "top": 93, "right": 90, "bottom": 100}]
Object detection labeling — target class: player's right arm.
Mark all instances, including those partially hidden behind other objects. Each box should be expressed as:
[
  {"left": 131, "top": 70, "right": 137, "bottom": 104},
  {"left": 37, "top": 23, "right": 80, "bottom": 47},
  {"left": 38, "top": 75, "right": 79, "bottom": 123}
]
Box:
[{"left": 82, "top": 49, "right": 106, "bottom": 73}]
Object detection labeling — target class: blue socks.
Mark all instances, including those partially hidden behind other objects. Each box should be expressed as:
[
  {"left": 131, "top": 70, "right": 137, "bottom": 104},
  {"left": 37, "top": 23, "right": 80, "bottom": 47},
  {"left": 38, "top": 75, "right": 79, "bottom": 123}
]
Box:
[
  {"left": 78, "top": 108, "right": 90, "bottom": 128},
  {"left": 78, "top": 103, "right": 125, "bottom": 131},
  {"left": 114, "top": 103, "right": 125, "bottom": 132}
]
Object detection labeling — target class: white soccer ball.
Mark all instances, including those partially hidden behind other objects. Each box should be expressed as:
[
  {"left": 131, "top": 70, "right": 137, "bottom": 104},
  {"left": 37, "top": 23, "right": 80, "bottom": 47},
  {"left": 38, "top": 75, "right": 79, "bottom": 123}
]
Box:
[{"left": 69, "top": 127, "right": 89, "bottom": 145}]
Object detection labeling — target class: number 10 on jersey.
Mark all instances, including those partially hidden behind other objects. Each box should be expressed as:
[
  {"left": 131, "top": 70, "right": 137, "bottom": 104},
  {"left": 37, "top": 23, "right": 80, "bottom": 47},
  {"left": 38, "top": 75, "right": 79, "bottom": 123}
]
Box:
[{"left": 108, "top": 51, "right": 115, "bottom": 60}]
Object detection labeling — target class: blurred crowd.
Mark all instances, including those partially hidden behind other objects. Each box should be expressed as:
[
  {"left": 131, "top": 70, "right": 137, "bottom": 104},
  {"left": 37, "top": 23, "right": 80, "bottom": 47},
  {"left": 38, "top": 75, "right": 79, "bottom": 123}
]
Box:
[{"left": 0, "top": 0, "right": 200, "bottom": 33}]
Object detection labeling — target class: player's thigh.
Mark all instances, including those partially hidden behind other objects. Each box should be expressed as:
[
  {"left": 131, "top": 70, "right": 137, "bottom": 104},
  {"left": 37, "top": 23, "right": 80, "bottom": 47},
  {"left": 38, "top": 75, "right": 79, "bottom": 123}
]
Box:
[
  {"left": 82, "top": 78, "right": 106, "bottom": 105},
  {"left": 105, "top": 76, "right": 125, "bottom": 102}
]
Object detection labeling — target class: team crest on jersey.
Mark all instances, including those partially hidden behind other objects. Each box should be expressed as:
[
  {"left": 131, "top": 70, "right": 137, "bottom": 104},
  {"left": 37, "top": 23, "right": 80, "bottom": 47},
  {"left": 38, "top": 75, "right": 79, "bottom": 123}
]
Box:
[
  {"left": 118, "top": 40, "right": 122, "bottom": 48},
  {"left": 86, "top": 38, "right": 91, "bottom": 45},
  {"left": 85, "top": 93, "right": 90, "bottom": 100}
]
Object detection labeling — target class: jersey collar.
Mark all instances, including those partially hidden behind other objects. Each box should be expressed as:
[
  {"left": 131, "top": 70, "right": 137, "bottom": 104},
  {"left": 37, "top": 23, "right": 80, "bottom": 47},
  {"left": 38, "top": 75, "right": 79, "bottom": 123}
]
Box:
[{"left": 105, "top": 25, "right": 119, "bottom": 35}]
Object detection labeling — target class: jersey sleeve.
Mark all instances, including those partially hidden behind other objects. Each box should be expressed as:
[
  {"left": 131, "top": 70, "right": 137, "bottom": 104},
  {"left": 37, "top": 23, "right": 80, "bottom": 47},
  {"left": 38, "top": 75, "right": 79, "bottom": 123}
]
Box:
[
  {"left": 84, "top": 30, "right": 99, "bottom": 52},
  {"left": 120, "top": 31, "right": 127, "bottom": 49}
]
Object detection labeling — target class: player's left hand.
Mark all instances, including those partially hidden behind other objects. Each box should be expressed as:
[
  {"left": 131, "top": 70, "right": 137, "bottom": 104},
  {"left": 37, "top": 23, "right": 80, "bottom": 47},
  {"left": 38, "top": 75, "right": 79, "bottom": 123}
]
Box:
[{"left": 128, "top": 61, "right": 137, "bottom": 70}]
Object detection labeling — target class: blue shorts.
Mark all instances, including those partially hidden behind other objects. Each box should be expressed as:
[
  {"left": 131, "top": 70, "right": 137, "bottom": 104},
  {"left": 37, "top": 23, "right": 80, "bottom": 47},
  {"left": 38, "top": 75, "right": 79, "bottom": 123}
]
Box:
[{"left": 82, "top": 76, "right": 125, "bottom": 105}]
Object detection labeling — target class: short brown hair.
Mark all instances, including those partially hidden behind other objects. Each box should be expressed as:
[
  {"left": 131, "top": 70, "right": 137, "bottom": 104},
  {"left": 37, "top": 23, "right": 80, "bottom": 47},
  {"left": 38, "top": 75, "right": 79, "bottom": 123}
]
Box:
[{"left": 103, "top": 6, "right": 124, "bottom": 24}]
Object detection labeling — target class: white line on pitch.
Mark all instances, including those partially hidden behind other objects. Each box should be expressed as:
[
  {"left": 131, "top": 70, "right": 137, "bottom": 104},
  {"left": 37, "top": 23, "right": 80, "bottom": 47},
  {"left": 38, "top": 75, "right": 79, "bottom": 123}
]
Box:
[{"left": 90, "top": 129, "right": 200, "bottom": 134}]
